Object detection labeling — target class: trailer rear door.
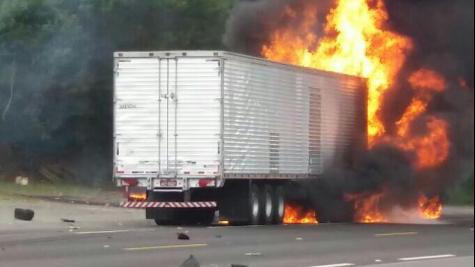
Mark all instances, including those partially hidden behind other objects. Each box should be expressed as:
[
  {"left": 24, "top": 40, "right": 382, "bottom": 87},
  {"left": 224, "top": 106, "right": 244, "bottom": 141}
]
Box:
[
  {"left": 158, "top": 57, "right": 222, "bottom": 178},
  {"left": 114, "top": 58, "right": 160, "bottom": 177},
  {"left": 114, "top": 56, "right": 222, "bottom": 180}
]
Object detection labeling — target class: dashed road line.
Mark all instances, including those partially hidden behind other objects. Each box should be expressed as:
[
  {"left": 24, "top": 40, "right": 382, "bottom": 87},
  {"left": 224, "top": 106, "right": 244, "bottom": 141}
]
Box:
[
  {"left": 75, "top": 230, "right": 132, "bottom": 235},
  {"left": 375, "top": 232, "right": 418, "bottom": 237},
  {"left": 307, "top": 263, "right": 355, "bottom": 267},
  {"left": 123, "top": 243, "right": 208, "bottom": 251},
  {"left": 398, "top": 254, "right": 456, "bottom": 261}
]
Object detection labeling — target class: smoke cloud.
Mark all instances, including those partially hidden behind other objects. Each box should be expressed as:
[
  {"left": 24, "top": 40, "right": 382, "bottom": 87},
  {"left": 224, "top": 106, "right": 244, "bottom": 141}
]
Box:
[{"left": 224, "top": 0, "right": 474, "bottom": 221}]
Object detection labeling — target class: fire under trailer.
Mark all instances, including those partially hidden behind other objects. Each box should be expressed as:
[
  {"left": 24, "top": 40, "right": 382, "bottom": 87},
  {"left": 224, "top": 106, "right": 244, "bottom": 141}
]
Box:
[{"left": 113, "top": 51, "right": 367, "bottom": 225}]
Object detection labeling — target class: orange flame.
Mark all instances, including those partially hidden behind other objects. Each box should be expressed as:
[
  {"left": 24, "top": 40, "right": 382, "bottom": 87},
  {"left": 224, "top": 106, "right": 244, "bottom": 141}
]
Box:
[
  {"left": 408, "top": 68, "right": 446, "bottom": 92},
  {"left": 397, "top": 116, "right": 450, "bottom": 169},
  {"left": 261, "top": 0, "right": 450, "bottom": 223},
  {"left": 345, "top": 191, "right": 388, "bottom": 223},
  {"left": 347, "top": 190, "right": 444, "bottom": 223},
  {"left": 283, "top": 203, "right": 319, "bottom": 224},
  {"left": 392, "top": 69, "right": 450, "bottom": 169},
  {"left": 418, "top": 195, "right": 443, "bottom": 220},
  {"left": 262, "top": 0, "right": 413, "bottom": 146}
]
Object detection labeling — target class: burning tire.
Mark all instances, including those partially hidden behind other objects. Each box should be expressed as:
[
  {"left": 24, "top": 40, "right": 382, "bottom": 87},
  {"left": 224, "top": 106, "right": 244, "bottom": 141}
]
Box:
[
  {"left": 259, "top": 185, "right": 274, "bottom": 225},
  {"left": 249, "top": 183, "right": 261, "bottom": 225},
  {"left": 273, "top": 186, "right": 285, "bottom": 224}
]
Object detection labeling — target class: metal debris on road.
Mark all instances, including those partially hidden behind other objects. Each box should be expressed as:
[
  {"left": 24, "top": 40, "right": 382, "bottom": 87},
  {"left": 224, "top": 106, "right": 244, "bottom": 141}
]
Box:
[
  {"left": 177, "top": 232, "right": 190, "bottom": 240},
  {"left": 180, "top": 254, "right": 200, "bottom": 267},
  {"left": 14, "top": 208, "right": 34, "bottom": 221}
]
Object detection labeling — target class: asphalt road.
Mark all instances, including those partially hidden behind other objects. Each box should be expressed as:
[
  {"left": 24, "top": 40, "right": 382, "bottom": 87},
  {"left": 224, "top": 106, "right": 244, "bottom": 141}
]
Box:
[{"left": 0, "top": 199, "right": 473, "bottom": 267}]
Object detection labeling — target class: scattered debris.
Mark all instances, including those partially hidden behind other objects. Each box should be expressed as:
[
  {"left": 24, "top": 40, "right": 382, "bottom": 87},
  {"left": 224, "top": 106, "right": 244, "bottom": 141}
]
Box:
[
  {"left": 180, "top": 254, "right": 200, "bottom": 267},
  {"left": 14, "top": 208, "right": 34, "bottom": 221},
  {"left": 244, "top": 252, "right": 262, "bottom": 256},
  {"left": 295, "top": 237, "right": 303, "bottom": 241},
  {"left": 231, "top": 265, "right": 248, "bottom": 267},
  {"left": 103, "top": 245, "right": 110, "bottom": 248},
  {"left": 375, "top": 259, "right": 382, "bottom": 263},
  {"left": 14, "top": 176, "right": 29, "bottom": 186},
  {"left": 68, "top": 226, "right": 80, "bottom": 232},
  {"left": 177, "top": 232, "right": 190, "bottom": 240},
  {"left": 61, "top": 218, "right": 76, "bottom": 223}
]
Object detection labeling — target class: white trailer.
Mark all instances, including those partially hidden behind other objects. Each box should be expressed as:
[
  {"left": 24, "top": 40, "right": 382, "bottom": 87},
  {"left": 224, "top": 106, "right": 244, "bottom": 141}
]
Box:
[{"left": 113, "top": 51, "right": 366, "bottom": 225}]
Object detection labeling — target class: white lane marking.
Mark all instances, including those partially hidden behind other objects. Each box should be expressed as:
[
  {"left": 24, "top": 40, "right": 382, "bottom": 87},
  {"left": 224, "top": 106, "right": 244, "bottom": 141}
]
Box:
[
  {"left": 399, "top": 254, "right": 456, "bottom": 261},
  {"left": 307, "top": 263, "right": 355, "bottom": 267},
  {"left": 375, "top": 232, "right": 418, "bottom": 237},
  {"left": 245, "top": 252, "right": 262, "bottom": 256},
  {"left": 75, "top": 230, "right": 132, "bottom": 235},
  {"left": 124, "top": 243, "right": 207, "bottom": 251}
]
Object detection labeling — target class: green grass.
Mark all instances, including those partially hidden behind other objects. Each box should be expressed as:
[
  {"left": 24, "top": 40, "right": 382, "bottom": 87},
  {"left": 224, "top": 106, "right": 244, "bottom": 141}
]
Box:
[
  {"left": 446, "top": 175, "right": 474, "bottom": 206},
  {"left": 0, "top": 181, "right": 122, "bottom": 203}
]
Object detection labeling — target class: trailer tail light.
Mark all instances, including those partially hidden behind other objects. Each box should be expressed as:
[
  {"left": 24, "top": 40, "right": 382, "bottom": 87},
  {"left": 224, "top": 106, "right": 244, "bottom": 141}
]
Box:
[
  {"left": 122, "top": 178, "right": 139, "bottom": 187},
  {"left": 198, "top": 178, "right": 215, "bottom": 188},
  {"left": 218, "top": 219, "right": 230, "bottom": 226},
  {"left": 127, "top": 187, "right": 147, "bottom": 202}
]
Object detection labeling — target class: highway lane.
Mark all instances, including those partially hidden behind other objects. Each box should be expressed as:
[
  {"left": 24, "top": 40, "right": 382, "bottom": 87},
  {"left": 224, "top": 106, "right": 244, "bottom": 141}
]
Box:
[{"left": 0, "top": 199, "right": 473, "bottom": 267}]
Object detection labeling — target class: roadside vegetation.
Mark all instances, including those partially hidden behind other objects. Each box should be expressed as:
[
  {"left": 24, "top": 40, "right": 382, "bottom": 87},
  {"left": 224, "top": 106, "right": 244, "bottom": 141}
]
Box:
[
  {"left": 447, "top": 175, "right": 474, "bottom": 206},
  {"left": 0, "top": 0, "right": 233, "bottom": 185},
  {"left": 0, "top": 181, "right": 122, "bottom": 204}
]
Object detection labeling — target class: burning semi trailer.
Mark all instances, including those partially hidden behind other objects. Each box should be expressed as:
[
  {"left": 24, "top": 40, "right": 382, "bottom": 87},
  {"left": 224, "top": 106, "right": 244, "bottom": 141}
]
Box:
[
  {"left": 113, "top": 50, "right": 365, "bottom": 225},
  {"left": 224, "top": 0, "right": 473, "bottom": 224},
  {"left": 114, "top": 0, "right": 473, "bottom": 225}
]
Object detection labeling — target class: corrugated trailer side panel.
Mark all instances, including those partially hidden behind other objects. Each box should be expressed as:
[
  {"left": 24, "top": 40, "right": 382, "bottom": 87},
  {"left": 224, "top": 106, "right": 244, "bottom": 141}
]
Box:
[
  {"left": 222, "top": 53, "right": 366, "bottom": 179},
  {"left": 308, "top": 75, "right": 366, "bottom": 174},
  {"left": 222, "top": 54, "right": 310, "bottom": 177}
]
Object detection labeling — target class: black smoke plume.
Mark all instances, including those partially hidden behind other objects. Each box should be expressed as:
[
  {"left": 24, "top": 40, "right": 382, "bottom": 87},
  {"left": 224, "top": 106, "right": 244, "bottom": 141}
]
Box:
[{"left": 224, "top": 0, "right": 474, "bottom": 221}]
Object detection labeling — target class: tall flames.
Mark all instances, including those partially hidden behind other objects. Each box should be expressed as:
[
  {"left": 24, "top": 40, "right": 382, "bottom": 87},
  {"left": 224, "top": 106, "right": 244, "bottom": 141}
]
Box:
[{"left": 263, "top": 0, "right": 449, "bottom": 223}]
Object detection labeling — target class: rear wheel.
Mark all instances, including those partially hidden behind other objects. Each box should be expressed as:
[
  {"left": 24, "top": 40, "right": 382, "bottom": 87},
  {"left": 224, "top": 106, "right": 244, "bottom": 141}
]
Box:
[
  {"left": 273, "top": 186, "right": 285, "bottom": 224},
  {"left": 249, "top": 183, "right": 261, "bottom": 225},
  {"left": 260, "top": 185, "right": 274, "bottom": 225},
  {"left": 153, "top": 209, "right": 178, "bottom": 225}
]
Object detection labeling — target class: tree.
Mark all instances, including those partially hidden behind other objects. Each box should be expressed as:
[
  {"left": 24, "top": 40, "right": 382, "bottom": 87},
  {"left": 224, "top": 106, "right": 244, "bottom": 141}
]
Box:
[{"left": 0, "top": 0, "right": 233, "bottom": 184}]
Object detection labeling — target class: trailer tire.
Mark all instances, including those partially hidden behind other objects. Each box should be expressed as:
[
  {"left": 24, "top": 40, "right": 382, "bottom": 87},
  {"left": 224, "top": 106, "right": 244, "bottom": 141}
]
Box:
[
  {"left": 273, "top": 186, "right": 285, "bottom": 224},
  {"left": 154, "top": 218, "right": 174, "bottom": 226},
  {"left": 14, "top": 208, "right": 35, "bottom": 221},
  {"left": 260, "top": 185, "right": 274, "bottom": 225},
  {"left": 249, "top": 183, "right": 261, "bottom": 225},
  {"left": 153, "top": 209, "right": 178, "bottom": 225}
]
